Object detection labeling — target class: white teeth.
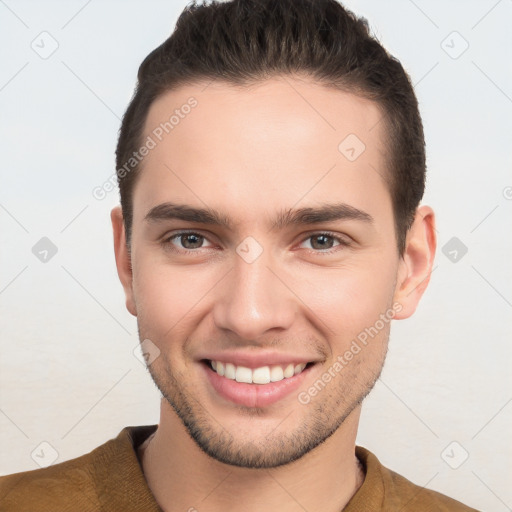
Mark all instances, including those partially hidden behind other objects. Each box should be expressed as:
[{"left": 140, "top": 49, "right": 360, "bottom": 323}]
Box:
[
  {"left": 209, "top": 360, "right": 309, "bottom": 384},
  {"left": 294, "top": 363, "right": 306, "bottom": 375},
  {"left": 270, "top": 365, "right": 284, "bottom": 382},
  {"left": 235, "top": 366, "right": 252, "bottom": 383},
  {"left": 283, "top": 364, "right": 295, "bottom": 378},
  {"left": 225, "top": 362, "right": 236, "bottom": 380},
  {"left": 252, "top": 366, "right": 271, "bottom": 384}
]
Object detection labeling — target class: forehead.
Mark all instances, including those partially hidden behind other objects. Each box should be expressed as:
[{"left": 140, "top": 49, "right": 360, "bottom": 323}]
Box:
[{"left": 133, "top": 76, "right": 391, "bottom": 229}]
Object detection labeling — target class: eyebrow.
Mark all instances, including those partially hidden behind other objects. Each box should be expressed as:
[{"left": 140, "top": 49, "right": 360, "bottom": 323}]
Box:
[{"left": 144, "top": 202, "right": 374, "bottom": 231}]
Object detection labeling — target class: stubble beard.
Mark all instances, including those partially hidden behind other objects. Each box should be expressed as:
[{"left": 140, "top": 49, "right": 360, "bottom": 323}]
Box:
[{"left": 143, "top": 335, "right": 389, "bottom": 469}]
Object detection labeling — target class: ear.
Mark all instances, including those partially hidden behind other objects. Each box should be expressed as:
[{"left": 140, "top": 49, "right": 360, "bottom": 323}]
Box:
[
  {"left": 392, "top": 205, "right": 436, "bottom": 319},
  {"left": 111, "top": 205, "right": 137, "bottom": 317}
]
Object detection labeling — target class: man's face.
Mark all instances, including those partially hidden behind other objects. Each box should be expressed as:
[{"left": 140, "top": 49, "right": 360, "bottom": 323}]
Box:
[{"left": 122, "top": 76, "right": 408, "bottom": 468}]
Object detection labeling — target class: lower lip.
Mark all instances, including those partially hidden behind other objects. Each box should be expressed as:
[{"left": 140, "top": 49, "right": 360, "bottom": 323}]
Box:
[{"left": 202, "top": 362, "right": 314, "bottom": 408}]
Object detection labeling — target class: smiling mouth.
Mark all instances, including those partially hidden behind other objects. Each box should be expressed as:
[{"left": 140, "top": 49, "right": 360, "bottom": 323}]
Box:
[{"left": 202, "top": 359, "right": 315, "bottom": 384}]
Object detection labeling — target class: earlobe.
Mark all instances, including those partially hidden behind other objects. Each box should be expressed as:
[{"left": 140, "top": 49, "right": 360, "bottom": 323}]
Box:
[
  {"left": 393, "top": 205, "right": 437, "bottom": 320},
  {"left": 111, "top": 205, "right": 137, "bottom": 317}
]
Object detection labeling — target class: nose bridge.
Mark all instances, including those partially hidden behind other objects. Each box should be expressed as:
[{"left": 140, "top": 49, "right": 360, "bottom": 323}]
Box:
[{"left": 213, "top": 241, "right": 295, "bottom": 340}]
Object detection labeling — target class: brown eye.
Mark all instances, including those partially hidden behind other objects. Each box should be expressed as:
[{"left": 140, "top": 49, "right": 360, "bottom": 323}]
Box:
[
  {"left": 163, "top": 231, "right": 214, "bottom": 253},
  {"left": 299, "top": 232, "right": 350, "bottom": 253},
  {"left": 310, "top": 234, "right": 335, "bottom": 250},
  {"left": 179, "top": 233, "right": 204, "bottom": 249}
]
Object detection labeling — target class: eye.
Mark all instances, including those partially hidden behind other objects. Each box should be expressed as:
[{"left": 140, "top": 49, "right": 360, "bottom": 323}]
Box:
[
  {"left": 299, "top": 232, "right": 350, "bottom": 252},
  {"left": 162, "top": 231, "right": 214, "bottom": 252},
  {"left": 160, "top": 230, "right": 350, "bottom": 255}
]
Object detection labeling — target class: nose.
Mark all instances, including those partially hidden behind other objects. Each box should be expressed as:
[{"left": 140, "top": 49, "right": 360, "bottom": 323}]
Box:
[{"left": 212, "top": 245, "right": 296, "bottom": 341}]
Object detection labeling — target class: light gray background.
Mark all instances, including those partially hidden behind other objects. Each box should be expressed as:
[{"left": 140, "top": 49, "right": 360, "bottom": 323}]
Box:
[{"left": 1, "top": 1, "right": 511, "bottom": 510}]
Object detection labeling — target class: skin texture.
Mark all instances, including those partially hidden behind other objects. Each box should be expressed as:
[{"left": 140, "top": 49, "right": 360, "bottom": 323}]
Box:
[{"left": 111, "top": 75, "right": 436, "bottom": 512}]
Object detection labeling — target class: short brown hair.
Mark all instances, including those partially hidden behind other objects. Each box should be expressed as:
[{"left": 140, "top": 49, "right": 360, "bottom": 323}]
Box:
[{"left": 116, "top": 0, "right": 426, "bottom": 255}]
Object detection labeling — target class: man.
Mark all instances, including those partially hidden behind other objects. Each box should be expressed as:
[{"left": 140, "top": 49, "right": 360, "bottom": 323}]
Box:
[{"left": 0, "top": 0, "right": 479, "bottom": 510}]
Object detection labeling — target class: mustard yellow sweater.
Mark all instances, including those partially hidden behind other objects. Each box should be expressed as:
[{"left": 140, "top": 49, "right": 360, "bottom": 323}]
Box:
[{"left": 0, "top": 425, "right": 479, "bottom": 511}]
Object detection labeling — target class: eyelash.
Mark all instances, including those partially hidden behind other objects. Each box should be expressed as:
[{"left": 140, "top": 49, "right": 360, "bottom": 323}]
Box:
[{"left": 161, "top": 230, "right": 351, "bottom": 255}]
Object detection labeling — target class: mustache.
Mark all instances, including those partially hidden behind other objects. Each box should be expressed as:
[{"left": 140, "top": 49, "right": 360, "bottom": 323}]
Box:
[{"left": 185, "top": 333, "right": 331, "bottom": 359}]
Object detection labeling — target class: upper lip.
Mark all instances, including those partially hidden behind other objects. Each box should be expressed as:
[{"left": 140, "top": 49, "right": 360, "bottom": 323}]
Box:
[{"left": 199, "top": 350, "right": 320, "bottom": 369}]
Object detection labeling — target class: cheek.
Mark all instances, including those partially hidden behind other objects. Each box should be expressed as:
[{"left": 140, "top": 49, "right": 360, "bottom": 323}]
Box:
[
  {"left": 289, "top": 257, "right": 397, "bottom": 339},
  {"left": 132, "top": 253, "right": 220, "bottom": 337}
]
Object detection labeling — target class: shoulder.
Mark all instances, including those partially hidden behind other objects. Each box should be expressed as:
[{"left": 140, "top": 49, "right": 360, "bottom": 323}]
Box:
[
  {"left": 0, "top": 425, "right": 158, "bottom": 512},
  {"left": 354, "top": 446, "right": 481, "bottom": 512},
  {"left": 0, "top": 449, "right": 101, "bottom": 512},
  {"left": 383, "top": 466, "right": 480, "bottom": 511}
]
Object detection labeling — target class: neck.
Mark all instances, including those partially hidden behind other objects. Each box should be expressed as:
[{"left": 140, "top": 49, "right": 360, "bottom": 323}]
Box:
[{"left": 139, "top": 400, "right": 365, "bottom": 512}]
